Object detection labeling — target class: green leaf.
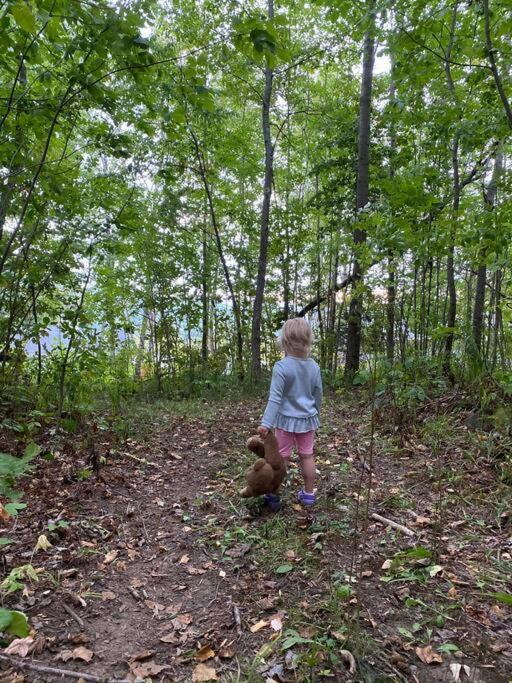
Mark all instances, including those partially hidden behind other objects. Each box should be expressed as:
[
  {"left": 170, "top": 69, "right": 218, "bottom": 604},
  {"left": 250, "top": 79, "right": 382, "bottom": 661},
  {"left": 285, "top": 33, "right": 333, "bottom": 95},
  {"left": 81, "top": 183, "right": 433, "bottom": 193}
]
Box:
[
  {"left": 275, "top": 564, "right": 294, "bottom": 574},
  {"left": 0, "top": 537, "right": 12, "bottom": 547},
  {"left": 11, "top": 3, "right": 37, "bottom": 33},
  {"left": 6, "top": 610, "right": 30, "bottom": 637},
  {"left": 437, "top": 643, "right": 460, "bottom": 654},
  {"left": 24, "top": 442, "right": 41, "bottom": 460},
  {"left": 0, "top": 608, "right": 13, "bottom": 631},
  {"left": 4, "top": 503, "right": 26, "bottom": 516}
]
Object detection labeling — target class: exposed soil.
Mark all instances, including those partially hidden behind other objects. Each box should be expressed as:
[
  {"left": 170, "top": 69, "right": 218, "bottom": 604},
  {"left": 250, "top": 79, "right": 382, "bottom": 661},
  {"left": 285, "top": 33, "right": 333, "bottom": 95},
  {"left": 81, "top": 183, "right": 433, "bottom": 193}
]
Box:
[{"left": 0, "top": 395, "right": 511, "bottom": 682}]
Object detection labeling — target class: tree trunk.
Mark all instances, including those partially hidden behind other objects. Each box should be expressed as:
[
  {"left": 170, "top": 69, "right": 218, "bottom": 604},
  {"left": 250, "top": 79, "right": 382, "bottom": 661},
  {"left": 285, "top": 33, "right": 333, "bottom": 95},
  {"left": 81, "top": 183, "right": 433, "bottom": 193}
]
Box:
[
  {"left": 472, "top": 147, "right": 503, "bottom": 352},
  {"left": 344, "top": 0, "right": 376, "bottom": 383},
  {"left": 443, "top": 2, "right": 459, "bottom": 377},
  {"left": 201, "top": 201, "right": 209, "bottom": 366},
  {"left": 251, "top": 0, "right": 275, "bottom": 379}
]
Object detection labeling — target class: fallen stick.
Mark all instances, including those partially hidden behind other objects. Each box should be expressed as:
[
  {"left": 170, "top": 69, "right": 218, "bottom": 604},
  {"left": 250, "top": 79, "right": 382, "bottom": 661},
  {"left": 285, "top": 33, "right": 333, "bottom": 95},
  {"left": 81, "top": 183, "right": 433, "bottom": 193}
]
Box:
[
  {"left": 337, "top": 504, "right": 415, "bottom": 537},
  {"left": 232, "top": 604, "right": 242, "bottom": 637},
  {"left": 0, "top": 654, "right": 129, "bottom": 682},
  {"left": 370, "top": 513, "right": 415, "bottom": 537},
  {"left": 123, "top": 452, "right": 160, "bottom": 469},
  {"left": 62, "top": 603, "right": 84, "bottom": 629}
]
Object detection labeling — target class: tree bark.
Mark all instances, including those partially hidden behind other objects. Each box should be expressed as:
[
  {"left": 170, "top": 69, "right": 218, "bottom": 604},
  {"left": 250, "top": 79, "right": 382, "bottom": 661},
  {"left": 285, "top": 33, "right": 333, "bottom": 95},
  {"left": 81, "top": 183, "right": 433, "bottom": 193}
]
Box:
[
  {"left": 251, "top": 0, "right": 275, "bottom": 379},
  {"left": 344, "top": 0, "right": 376, "bottom": 383}
]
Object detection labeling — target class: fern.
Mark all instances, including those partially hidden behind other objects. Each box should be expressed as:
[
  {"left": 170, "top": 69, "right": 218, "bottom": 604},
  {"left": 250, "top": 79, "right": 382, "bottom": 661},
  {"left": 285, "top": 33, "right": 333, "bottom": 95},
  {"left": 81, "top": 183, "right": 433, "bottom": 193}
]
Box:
[{"left": 0, "top": 443, "right": 40, "bottom": 501}]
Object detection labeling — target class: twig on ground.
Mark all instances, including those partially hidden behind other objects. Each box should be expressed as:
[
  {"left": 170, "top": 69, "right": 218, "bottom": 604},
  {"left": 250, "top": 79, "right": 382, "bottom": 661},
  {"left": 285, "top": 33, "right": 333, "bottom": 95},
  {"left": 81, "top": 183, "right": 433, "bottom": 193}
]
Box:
[
  {"left": 128, "top": 586, "right": 141, "bottom": 601},
  {"left": 336, "top": 503, "right": 414, "bottom": 536},
  {"left": 0, "top": 654, "right": 129, "bottom": 683},
  {"left": 232, "top": 603, "right": 242, "bottom": 637},
  {"left": 62, "top": 602, "right": 84, "bottom": 629},
  {"left": 370, "top": 512, "right": 415, "bottom": 537},
  {"left": 123, "top": 452, "right": 161, "bottom": 469}
]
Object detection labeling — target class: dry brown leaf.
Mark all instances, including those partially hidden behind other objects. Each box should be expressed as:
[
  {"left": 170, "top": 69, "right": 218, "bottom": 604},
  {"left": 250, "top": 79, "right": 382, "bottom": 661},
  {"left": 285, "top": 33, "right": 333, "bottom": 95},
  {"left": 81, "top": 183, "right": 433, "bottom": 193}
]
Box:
[
  {"left": 331, "top": 631, "right": 346, "bottom": 643},
  {"left": 415, "top": 645, "right": 442, "bottom": 665},
  {"left": 129, "top": 649, "right": 155, "bottom": 662},
  {"left": 381, "top": 559, "right": 393, "bottom": 570},
  {"left": 179, "top": 554, "right": 190, "bottom": 564},
  {"left": 104, "top": 549, "right": 118, "bottom": 564},
  {"left": 129, "top": 661, "right": 166, "bottom": 678},
  {"left": 249, "top": 619, "right": 268, "bottom": 633},
  {"left": 72, "top": 646, "right": 94, "bottom": 662},
  {"left": 195, "top": 645, "right": 215, "bottom": 662},
  {"left": 361, "top": 570, "right": 373, "bottom": 578},
  {"left": 55, "top": 650, "right": 73, "bottom": 662},
  {"left": 101, "top": 590, "right": 116, "bottom": 601},
  {"left": 447, "top": 586, "right": 458, "bottom": 599},
  {"left": 160, "top": 632, "right": 179, "bottom": 644},
  {"left": 186, "top": 566, "right": 206, "bottom": 575},
  {"left": 0, "top": 503, "right": 11, "bottom": 522},
  {"left": 218, "top": 645, "right": 236, "bottom": 659},
  {"left": 5, "top": 637, "right": 34, "bottom": 658},
  {"left": 192, "top": 663, "right": 218, "bottom": 682},
  {"left": 144, "top": 599, "right": 165, "bottom": 615}
]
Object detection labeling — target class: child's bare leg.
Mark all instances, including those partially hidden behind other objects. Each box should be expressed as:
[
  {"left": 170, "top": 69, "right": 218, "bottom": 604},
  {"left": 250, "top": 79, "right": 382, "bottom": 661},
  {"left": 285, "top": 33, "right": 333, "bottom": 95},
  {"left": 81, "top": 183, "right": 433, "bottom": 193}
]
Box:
[{"left": 299, "top": 454, "right": 315, "bottom": 494}]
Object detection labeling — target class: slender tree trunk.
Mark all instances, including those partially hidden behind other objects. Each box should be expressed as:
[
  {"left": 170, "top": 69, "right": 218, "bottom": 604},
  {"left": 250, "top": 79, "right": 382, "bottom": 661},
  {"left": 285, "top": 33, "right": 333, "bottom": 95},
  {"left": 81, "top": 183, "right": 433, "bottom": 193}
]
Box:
[
  {"left": 443, "top": 3, "right": 459, "bottom": 377},
  {"left": 344, "top": 0, "right": 376, "bottom": 383},
  {"left": 472, "top": 147, "right": 503, "bottom": 352},
  {"left": 189, "top": 129, "right": 244, "bottom": 377},
  {"left": 251, "top": 0, "right": 275, "bottom": 379},
  {"left": 201, "top": 201, "right": 209, "bottom": 366}
]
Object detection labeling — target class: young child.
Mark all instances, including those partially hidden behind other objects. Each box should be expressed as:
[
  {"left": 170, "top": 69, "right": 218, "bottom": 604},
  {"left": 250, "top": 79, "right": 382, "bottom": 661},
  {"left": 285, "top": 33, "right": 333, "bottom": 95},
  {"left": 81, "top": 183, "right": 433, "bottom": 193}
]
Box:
[{"left": 259, "top": 317, "right": 322, "bottom": 511}]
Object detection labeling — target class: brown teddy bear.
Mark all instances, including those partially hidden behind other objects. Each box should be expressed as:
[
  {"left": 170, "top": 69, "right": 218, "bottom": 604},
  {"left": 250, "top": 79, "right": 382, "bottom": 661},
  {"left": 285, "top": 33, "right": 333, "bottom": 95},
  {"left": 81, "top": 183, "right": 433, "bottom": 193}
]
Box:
[{"left": 240, "top": 429, "right": 286, "bottom": 498}]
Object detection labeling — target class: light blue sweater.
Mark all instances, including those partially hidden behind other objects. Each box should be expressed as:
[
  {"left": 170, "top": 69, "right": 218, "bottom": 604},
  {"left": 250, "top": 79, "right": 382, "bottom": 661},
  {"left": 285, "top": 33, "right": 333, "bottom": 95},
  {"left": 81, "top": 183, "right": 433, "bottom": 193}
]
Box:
[{"left": 262, "top": 356, "right": 323, "bottom": 433}]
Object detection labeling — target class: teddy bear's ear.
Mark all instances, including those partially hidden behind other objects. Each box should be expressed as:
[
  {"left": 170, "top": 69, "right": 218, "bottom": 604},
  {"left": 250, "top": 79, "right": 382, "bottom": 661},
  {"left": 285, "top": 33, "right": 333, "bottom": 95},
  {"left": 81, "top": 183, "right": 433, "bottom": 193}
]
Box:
[{"left": 247, "top": 436, "right": 265, "bottom": 458}]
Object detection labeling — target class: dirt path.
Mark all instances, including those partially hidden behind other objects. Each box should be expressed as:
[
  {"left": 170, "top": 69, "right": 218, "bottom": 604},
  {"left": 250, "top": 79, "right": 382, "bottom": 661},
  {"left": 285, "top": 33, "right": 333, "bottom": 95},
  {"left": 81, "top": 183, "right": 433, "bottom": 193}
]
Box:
[{"left": 1, "top": 396, "right": 511, "bottom": 682}]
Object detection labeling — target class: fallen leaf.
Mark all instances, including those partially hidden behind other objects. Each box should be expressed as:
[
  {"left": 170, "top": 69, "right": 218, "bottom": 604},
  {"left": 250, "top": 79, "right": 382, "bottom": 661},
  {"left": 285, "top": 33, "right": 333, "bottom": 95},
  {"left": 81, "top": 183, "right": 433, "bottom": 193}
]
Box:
[
  {"left": 415, "top": 645, "right": 443, "bottom": 665},
  {"left": 179, "top": 554, "right": 190, "bottom": 564},
  {"left": 249, "top": 619, "right": 268, "bottom": 633},
  {"left": 129, "top": 650, "right": 155, "bottom": 662},
  {"left": 186, "top": 566, "right": 206, "bottom": 575},
  {"left": 5, "top": 637, "right": 34, "bottom": 657},
  {"left": 101, "top": 591, "right": 116, "bottom": 601},
  {"left": 339, "top": 649, "right": 356, "bottom": 674},
  {"left": 192, "top": 663, "right": 218, "bottom": 682},
  {"left": 195, "top": 645, "right": 215, "bottom": 662},
  {"left": 270, "top": 616, "right": 283, "bottom": 631},
  {"left": 144, "top": 600, "right": 165, "bottom": 615},
  {"left": 104, "top": 549, "right": 118, "bottom": 564},
  {"left": 449, "top": 663, "right": 472, "bottom": 682},
  {"left": 55, "top": 650, "right": 73, "bottom": 662},
  {"left": 447, "top": 586, "right": 458, "bottom": 599},
  {"left": 257, "top": 596, "right": 278, "bottom": 611},
  {"left": 331, "top": 631, "right": 346, "bottom": 643},
  {"left": 381, "top": 559, "right": 393, "bottom": 570},
  {"left": 219, "top": 645, "right": 235, "bottom": 659},
  {"left": 35, "top": 535, "right": 52, "bottom": 552},
  {"left": 129, "top": 661, "right": 166, "bottom": 678},
  {"left": 160, "top": 632, "right": 179, "bottom": 643},
  {"left": 415, "top": 515, "right": 432, "bottom": 526},
  {"left": 0, "top": 503, "right": 11, "bottom": 522},
  {"left": 361, "top": 570, "right": 373, "bottom": 578},
  {"left": 72, "top": 647, "right": 94, "bottom": 662}
]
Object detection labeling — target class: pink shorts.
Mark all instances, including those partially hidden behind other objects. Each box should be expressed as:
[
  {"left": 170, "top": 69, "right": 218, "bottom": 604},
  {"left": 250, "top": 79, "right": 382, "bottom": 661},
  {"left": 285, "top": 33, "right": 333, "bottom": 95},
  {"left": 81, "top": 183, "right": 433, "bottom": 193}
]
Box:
[{"left": 275, "top": 428, "right": 315, "bottom": 459}]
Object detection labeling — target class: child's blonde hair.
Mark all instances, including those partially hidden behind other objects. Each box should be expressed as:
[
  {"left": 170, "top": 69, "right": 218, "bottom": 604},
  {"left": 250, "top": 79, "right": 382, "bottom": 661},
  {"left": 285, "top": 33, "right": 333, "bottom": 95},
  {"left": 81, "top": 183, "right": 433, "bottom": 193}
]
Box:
[{"left": 279, "top": 318, "right": 313, "bottom": 358}]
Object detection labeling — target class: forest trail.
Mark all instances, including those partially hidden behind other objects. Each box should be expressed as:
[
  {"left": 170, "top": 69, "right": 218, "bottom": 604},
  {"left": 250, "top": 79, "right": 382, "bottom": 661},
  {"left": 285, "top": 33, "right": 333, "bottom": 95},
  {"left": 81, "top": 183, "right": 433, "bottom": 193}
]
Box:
[{"left": 1, "top": 396, "right": 511, "bottom": 683}]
